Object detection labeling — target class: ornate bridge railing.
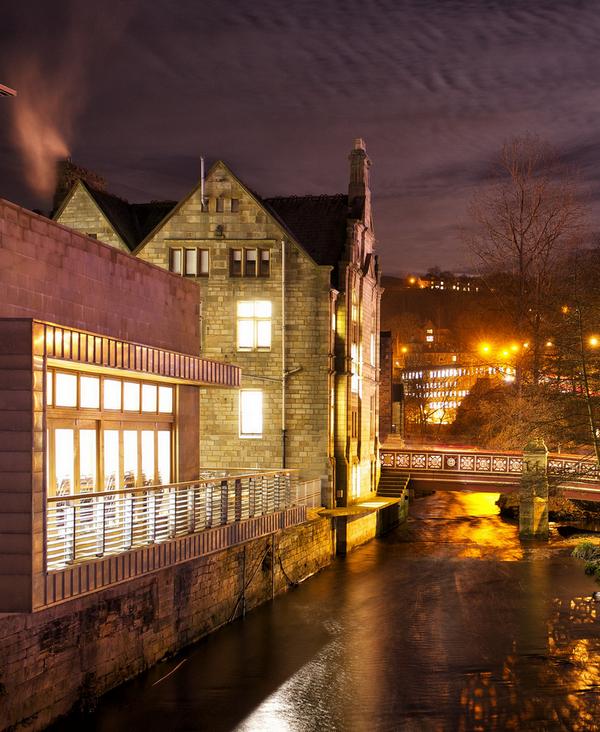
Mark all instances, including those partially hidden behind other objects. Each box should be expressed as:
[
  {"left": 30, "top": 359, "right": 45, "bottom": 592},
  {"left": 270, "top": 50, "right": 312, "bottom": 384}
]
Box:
[
  {"left": 381, "top": 449, "right": 523, "bottom": 476},
  {"left": 380, "top": 448, "right": 600, "bottom": 485}
]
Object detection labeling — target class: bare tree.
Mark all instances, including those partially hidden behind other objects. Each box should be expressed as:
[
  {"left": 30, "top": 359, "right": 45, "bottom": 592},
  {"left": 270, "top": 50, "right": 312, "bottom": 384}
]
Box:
[{"left": 466, "top": 135, "right": 588, "bottom": 387}]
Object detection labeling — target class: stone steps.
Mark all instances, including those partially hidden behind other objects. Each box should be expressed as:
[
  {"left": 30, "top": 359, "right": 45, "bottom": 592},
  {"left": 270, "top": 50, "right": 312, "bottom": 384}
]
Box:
[{"left": 377, "top": 470, "right": 410, "bottom": 498}]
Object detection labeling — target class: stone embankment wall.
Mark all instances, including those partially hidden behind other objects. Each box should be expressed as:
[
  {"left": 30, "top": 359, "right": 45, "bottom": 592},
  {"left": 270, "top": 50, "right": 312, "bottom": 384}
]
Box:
[{"left": 0, "top": 517, "right": 334, "bottom": 732}]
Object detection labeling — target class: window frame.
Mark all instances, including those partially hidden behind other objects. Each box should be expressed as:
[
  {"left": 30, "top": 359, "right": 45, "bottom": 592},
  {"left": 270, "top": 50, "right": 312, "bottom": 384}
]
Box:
[
  {"left": 229, "top": 248, "right": 271, "bottom": 278},
  {"left": 236, "top": 300, "right": 272, "bottom": 352},
  {"left": 239, "top": 389, "right": 263, "bottom": 438}
]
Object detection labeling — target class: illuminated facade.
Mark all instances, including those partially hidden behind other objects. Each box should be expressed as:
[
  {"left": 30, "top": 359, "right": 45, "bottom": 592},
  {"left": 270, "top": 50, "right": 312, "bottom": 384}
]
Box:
[
  {"left": 0, "top": 199, "right": 243, "bottom": 611},
  {"left": 55, "top": 139, "right": 382, "bottom": 507},
  {"left": 401, "top": 360, "right": 515, "bottom": 425}
]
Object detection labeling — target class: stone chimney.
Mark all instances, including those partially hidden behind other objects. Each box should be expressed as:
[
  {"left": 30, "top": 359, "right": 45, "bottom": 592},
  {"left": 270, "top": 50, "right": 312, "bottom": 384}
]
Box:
[
  {"left": 52, "top": 158, "right": 107, "bottom": 215},
  {"left": 348, "top": 137, "right": 371, "bottom": 226}
]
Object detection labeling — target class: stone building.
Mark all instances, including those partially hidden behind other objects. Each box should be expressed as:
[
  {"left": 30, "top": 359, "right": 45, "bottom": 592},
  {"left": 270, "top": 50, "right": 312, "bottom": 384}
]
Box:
[{"left": 55, "top": 139, "right": 382, "bottom": 507}]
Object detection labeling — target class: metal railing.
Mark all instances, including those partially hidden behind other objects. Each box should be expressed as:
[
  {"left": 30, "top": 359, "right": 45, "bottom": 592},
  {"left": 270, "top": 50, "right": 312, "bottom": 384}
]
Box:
[{"left": 46, "top": 470, "right": 297, "bottom": 571}]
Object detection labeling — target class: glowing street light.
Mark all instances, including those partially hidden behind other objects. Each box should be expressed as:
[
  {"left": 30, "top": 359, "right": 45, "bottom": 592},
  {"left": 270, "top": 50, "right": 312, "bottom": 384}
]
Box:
[
  {"left": 561, "top": 305, "right": 570, "bottom": 314},
  {"left": 479, "top": 342, "right": 491, "bottom": 355},
  {"left": 545, "top": 341, "right": 553, "bottom": 348},
  {"left": 589, "top": 336, "right": 599, "bottom": 348},
  {"left": 400, "top": 346, "right": 408, "bottom": 353}
]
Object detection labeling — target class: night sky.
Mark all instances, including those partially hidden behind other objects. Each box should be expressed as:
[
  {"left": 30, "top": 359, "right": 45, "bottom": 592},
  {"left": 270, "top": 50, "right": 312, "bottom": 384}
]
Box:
[{"left": 2, "top": 0, "right": 600, "bottom": 275}]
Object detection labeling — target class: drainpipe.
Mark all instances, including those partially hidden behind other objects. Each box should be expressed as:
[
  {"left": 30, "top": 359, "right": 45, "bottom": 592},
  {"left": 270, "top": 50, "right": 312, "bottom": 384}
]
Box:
[{"left": 281, "top": 239, "right": 286, "bottom": 468}]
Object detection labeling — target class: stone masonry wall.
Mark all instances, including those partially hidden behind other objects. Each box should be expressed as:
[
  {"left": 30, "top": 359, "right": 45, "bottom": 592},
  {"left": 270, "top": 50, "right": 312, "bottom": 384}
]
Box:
[
  {"left": 0, "top": 198, "right": 200, "bottom": 355},
  {"left": 0, "top": 517, "right": 334, "bottom": 732},
  {"left": 55, "top": 184, "right": 130, "bottom": 252},
  {"left": 136, "top": 163, "right": 332, "bottom": 483}
]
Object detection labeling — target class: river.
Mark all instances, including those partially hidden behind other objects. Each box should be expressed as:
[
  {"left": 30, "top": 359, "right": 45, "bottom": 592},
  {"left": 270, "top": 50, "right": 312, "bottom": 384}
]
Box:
[{"left": 55, "top": 491, "right": 600, "bottom": 731}]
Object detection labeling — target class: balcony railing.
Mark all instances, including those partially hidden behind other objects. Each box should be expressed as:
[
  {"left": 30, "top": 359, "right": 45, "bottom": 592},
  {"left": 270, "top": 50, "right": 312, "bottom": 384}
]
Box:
[{"left": 46, "top": 470, "right": 297, "bottom": 571}]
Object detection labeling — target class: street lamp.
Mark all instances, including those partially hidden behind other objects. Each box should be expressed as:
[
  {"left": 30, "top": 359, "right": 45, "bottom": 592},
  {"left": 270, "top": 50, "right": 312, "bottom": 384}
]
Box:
[{"left": 0, "top": 83, "right": 17, "bottom": 97}]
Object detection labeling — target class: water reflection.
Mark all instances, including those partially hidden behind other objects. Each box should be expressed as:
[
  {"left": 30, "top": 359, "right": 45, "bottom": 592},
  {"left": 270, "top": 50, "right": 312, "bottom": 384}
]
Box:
[{"left": 54, "top": 490, "right": 600, "bottom": 732}]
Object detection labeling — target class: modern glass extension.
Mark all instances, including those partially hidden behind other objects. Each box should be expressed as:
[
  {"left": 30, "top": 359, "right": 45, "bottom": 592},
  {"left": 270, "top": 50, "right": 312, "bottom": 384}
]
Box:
[{"left": 46, "top": 369, "right": 174, "bottom": 497}]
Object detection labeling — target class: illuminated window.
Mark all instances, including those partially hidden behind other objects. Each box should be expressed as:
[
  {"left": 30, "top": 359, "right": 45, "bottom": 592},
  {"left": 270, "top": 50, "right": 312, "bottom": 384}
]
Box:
[
  {"left": 104, "top": 430, "right": 119, "bottom": 490},
  {"left": 80, "top": 376, "right": 100, "bottom": 409},
  {"left": 104, "top": 379, "right": 122, "bottom": 410},
  {"left": 79, "top": 429, "right": 97, "bottom": 492},
  {"left": 46, "top": 371, "right": 53, "bottom": 405},
  {"left": 123, "top": 382, "right": 140, "bottom": 411},
  {"left": 47, "top": 370, "right": 174, "bottom": 496},
  {"left": 141, "top": 384, "right": 158, "bottom": 412},
  {"left": 158, "top": 431, "right": 171, "bottom": 484},
  {"left": 158, "top": 386, "right": 173, "bottom": 413},
  {"left": 240, "top": 390, "right": 263, "bottom": 438},
  {"left": 237, "top": 301, "right": 272, "bottom": 351},
  {"left": 55, "top": 372, "right": 77, "bottom": 407}
]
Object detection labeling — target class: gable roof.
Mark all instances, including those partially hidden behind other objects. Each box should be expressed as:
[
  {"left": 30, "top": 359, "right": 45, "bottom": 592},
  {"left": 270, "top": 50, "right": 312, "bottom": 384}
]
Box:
[
  {"left": 84, "top": 184, "right": 177, "bottom": 251},
  {"left": 55, "top": 180, "right": 177, "bottom": 252},
  {"left": 262, "top": 194, "right": 349, "bottom": 268},
  {"left": 58, "top": 160, "right": 352, "bottom": 277}
]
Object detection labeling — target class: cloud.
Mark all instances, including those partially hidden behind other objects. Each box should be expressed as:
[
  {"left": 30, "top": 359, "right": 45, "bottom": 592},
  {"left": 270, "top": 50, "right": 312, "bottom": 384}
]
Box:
[{"left": 3, "top": 0, "right": 600, "bottom": 273}]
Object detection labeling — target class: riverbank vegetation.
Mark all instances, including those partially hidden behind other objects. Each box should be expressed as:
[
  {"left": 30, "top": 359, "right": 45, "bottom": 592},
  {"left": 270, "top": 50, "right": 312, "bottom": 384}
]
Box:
[{"left": 572, "top": 541, "right": 600, "bottom": 583}]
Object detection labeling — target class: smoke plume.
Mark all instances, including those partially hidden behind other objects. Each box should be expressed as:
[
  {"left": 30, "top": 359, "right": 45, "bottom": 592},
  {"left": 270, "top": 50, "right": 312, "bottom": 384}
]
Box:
[{"left": 7, "top": 2, "right": 137, "bottom": 202}]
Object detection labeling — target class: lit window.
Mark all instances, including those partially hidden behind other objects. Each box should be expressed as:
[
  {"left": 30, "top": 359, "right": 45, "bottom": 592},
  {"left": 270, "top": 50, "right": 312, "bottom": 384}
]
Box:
[
  {"left": 55, "top": 372, "right": 77, "bottom": 407},
  {"left": 240, "top": 390, "right": 263, "bottom": 437},
  {"left": 104, "top": 379, "right": 122, "bottom": 410},
  {"left": 141, "top": 430, "right": 155, "bottom": 484},
  {"left": 158, "top": 386, "right": 173, "bottom": 413},
  {"left": 79, "top": 429, "right": 97, "bottom": 492},
  {"left": 141, "top": 383, "right": 157, "bottom": 412},
  {"left": 103, "top": 430, "right": 119, "bottom": 490},
  {"left": 237, "top": 301, "right": 272, "bottom": 351},
  {"left": 158, "top": 430, "right": 171, "bottom": 484},
  {"left": 80, "top": 376, "right": 100, "bottom": 409},
  {"left": 123, "top": 382, "right": 140, "bottom": 411},
  {"left": 46, "top": 371, "right": 53, "bottom": 405}
]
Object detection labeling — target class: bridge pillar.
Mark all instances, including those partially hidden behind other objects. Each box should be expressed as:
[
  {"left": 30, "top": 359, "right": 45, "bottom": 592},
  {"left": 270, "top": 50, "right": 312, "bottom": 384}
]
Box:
[{"left": 519, "top": 438, "right": 549, "bottom": 540}]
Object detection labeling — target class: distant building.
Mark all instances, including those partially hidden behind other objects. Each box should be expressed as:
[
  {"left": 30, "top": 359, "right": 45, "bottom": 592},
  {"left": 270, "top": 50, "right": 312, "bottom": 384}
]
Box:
[
  {"left": 55, "top": 140, "right": 382, "bottom": 507},
  {"left": 395, "top": 328, "right": 515, "bottom": 427}
]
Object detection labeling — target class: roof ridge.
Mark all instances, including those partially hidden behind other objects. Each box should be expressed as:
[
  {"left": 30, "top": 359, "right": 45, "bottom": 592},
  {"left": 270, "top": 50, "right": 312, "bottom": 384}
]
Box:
[{"left": 264, "top": 193, "right": 346, "bottom": 201}]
